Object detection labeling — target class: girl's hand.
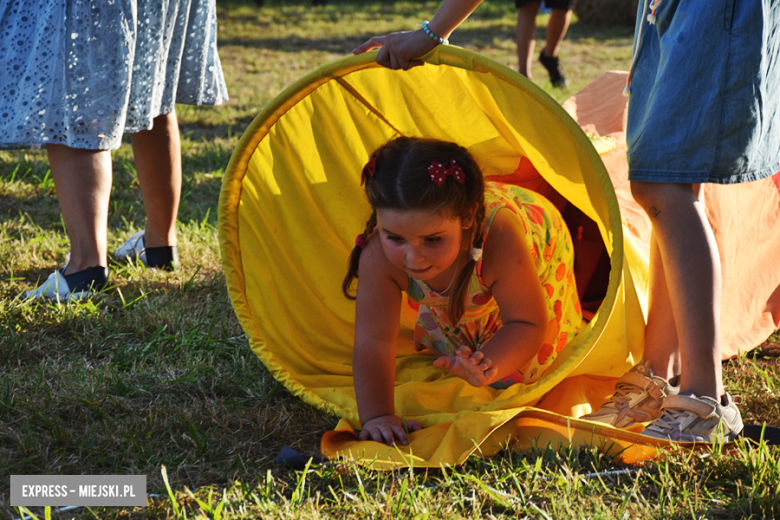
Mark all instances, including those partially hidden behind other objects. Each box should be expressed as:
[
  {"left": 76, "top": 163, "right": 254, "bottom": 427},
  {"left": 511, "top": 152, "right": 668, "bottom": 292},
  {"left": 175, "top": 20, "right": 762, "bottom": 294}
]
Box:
[
  {"left": 351, "top": 29, "right": 438, "bottom": 70},
  {"left": 433, "top": 346, "right": 499, "bottom": 387},
  {"left": 358, "top": 414, "right": 422, "bottom": 446}
]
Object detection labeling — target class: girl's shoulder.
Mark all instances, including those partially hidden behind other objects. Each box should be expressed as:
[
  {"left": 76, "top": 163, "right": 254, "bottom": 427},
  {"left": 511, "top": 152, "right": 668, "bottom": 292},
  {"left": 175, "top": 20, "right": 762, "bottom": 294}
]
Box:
[
  {"left": 483, "top": 181, "right": 557, "bottom": 234},
  {"left": 479, "top": 183, "right": 558, "bottom": 287},
  {"left": 357, "top": 232, "right": 407, "bottom": 292},
  {"left": 479, "top": 207, "right": 531, "bottom": 288},
  {"left": 481, "top": 182, "right": 536, "bottom": 241}
]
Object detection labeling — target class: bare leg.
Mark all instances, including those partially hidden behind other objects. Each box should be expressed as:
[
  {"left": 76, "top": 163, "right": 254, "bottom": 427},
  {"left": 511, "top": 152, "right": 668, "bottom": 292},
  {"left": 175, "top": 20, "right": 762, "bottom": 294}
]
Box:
[
  {"left": 642, "top": 232, "right": 682, "bottom": 381},
  {"left": 630, "top": 181, "right": 722, "bottom": 400},
  {"left": 130, "top": 111, "right": 181, "bottom": 248},
  {"left": 516, "top": 2, "right": 540, "bottom": 77},
  {"left": 46, "top": 144, "right": 112, "bottom": 274},
  {"left": 543, "top": 9, "right": 571, "bottom": 58}
]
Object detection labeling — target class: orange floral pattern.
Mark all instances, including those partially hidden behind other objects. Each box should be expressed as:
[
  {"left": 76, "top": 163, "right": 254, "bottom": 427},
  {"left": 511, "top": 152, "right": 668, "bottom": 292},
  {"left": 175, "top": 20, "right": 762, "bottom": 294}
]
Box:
[{"left": 409, "top": 182, "right": 582, "bottom": 389}]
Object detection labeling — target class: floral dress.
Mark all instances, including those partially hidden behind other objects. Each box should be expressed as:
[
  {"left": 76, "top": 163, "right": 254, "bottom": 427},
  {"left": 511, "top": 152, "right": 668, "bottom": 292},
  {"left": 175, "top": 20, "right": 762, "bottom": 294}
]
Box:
[
  {"left": 409, "top": 182, "right": 582, "bottom": 389},
  {"left": 0, "top": 0, "right": 228, "bottom": 150}
]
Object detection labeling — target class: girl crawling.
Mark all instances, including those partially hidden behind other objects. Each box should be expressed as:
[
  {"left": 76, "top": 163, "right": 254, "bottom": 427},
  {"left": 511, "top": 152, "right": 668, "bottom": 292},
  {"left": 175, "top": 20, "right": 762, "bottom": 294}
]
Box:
[{"left": 343, "top": 137, "right": 582, "bottom": 445}]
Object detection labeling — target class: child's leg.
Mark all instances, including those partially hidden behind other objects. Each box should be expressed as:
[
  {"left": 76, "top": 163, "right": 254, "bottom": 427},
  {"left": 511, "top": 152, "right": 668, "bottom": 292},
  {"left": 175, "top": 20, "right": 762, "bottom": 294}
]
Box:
[
  {"left": 515, "top": 1, "right": 540, "bottom": 77},
  {"left": 643, "top": 231, "right": 681, "bottom": 382},
  {"left": 537, "top": 7, "right": 570, "bottom": 87},
  {"left": 46, "top": 144, "right": 113, "bottom": 274},
  {"left": 130, "top": 111, "right": 182, "bottom": 248},
  {"left": 543, "top": 8, "right": 571, "bottom": 58},
  {"left": 630, "top": 181, "right": 723, "bottom": 401}
]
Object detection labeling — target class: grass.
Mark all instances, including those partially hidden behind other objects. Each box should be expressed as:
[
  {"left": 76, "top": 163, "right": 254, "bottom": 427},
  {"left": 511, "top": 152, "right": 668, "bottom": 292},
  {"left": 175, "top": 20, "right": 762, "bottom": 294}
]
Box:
[{"left": 1, "top": 0, "right": 778, "bottom": 518}]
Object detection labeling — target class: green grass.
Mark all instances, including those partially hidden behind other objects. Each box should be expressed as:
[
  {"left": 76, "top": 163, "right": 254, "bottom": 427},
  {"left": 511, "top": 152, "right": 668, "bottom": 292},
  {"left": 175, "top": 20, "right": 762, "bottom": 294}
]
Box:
[{"left": 1, "top": 0, "right": 778, "bottom": 518}]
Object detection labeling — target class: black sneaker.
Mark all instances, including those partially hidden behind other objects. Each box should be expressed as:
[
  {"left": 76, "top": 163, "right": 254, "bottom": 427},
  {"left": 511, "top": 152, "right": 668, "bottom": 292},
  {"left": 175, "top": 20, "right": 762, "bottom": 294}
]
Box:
[{"left": 539, "top": 48, "right": 568, "bottom": 88}]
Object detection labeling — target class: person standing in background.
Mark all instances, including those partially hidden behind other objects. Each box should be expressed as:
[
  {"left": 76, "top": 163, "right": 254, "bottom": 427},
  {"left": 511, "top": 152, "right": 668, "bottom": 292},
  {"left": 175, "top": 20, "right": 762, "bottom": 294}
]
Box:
[
  {"left": 0, "top": 0, "right": 228, "bottom": 301},
  {"left": 516, "top": 0, "right": 573, "bottom": 87}
]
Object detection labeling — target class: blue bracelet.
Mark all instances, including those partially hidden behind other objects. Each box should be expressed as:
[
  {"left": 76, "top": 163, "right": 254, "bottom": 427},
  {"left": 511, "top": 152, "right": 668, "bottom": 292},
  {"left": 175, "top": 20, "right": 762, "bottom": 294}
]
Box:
[{"left": 421, "top": 20, "right": 449, "bottom": 45}]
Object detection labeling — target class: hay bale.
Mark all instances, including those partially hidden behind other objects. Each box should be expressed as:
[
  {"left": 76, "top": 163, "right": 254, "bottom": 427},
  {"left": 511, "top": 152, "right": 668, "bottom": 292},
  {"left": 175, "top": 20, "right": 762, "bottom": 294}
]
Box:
[{"left": 575, "top": 0, "right": 639, "bottom": 26}]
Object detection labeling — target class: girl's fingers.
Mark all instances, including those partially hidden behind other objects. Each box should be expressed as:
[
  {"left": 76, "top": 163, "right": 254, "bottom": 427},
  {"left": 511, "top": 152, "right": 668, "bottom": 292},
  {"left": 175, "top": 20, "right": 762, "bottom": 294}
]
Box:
[
  {"left": 376, "top": 45, "right": 391, "bottom": 67},
  {"left": 378, "top": 426, "right": 396, "bottom": 446},
  {"left": 352, "top": 36, "right": 385, "bottom": 54},
  {"left": 401, "top": 55, "right": 415, "bottom": 71},
  {"left": 456, "top": 346, "right": 473, "bottom": 358},
  {"left": 469, "top": 351, "right": 484, "bottom": 364},
  {"left": 433, "top": 355, "right": 453, "bottom": 369},
  {"left": 390, "top": 425, "right": 409, "bottom": 445},
  {"left": 389, "top": 52, "right": 402, "bottom": 70},
  {"left": 478, "top": 357, "right": 492, "bottom": 371},
  {"left": 406, "top": 419, "right": 422, "bottom": 432},
  {"left": 360, "top": 426, "right": 386, "bottom": 444}
]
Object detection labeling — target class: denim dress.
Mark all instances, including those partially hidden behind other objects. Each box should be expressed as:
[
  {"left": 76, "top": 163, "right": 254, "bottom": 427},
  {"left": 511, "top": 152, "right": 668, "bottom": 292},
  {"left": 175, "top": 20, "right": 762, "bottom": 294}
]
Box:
[{"left": 626, "top": 0, "right": 780, "bottom": 184}]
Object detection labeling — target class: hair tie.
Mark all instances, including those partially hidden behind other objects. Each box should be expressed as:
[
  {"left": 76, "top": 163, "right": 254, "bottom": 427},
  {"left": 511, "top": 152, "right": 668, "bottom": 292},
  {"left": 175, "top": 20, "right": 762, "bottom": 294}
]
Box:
[
  {"left": 470, "top": 247, "right": 483, "bottom": 262},
  {"left": 361, "top": 156, "right": 377, "bottom": 186},
  {"left": 355, "top": 234, "right": 367, "bottom": 247},
  {"left": 428, "top": 159, "right": 465, "bottom": 186}
]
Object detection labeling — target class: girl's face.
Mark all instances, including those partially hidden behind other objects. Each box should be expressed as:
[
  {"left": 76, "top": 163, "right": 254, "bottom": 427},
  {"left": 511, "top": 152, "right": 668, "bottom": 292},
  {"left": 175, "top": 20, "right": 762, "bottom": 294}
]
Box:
[{"left": 376, "top": 208, "right": 472, "bottom": 282}]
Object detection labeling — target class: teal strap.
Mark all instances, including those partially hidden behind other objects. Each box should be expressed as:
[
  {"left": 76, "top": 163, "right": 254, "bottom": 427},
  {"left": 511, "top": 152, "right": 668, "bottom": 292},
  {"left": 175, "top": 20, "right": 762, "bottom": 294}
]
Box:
[{"left": 421, "top": 21, "right": 449, "bottom": 46}]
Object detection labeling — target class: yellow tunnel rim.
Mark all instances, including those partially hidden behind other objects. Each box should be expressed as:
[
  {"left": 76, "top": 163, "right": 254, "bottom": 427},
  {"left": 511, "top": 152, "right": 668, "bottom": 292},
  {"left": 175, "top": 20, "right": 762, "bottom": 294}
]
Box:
[{"left": 218, "top": 46, "right": 625, "bottom": 417}]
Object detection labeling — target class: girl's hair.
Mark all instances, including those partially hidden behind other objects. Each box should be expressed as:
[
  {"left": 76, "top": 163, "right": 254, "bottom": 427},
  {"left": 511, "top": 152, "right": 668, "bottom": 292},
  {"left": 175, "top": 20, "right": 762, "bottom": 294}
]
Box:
[{"left": 342, "top": 136, "right": 486, "bottom": 324}]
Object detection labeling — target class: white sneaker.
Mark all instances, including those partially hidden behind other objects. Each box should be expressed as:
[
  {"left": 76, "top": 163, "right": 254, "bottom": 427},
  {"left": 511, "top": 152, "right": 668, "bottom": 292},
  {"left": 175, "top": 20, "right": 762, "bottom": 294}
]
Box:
[
  {"left": 115, "top": 230, "right": 179, "bottom": 270},
  {"left": 115, "top": 230, "right": 148, "bottom": 266},
  {"left": 24, "top": 255, "right": 96, "bottom": 302},
  {"left": 580, "top": 359, "right": 679, "bottom": 428},
  {"left": 641, "top": 393, "right": 744, "bottom": 443}
]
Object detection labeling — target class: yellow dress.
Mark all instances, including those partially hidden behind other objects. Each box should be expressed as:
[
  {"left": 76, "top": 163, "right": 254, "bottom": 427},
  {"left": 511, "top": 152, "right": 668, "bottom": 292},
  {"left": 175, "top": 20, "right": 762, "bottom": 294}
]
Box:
[{"left": 410, "top": 182, "right": 583, "bottom": 388}]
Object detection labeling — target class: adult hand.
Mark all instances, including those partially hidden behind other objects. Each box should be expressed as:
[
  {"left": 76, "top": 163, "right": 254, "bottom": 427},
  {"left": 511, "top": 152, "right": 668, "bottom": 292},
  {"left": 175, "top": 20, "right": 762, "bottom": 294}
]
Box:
[
  {"left": 352, "top": 29, "right": 438, "bottom": 70},
  {"left": 433, "top": 346, "right": 499, "bottom": 387},
  {"left": 358, "top": 414, "right": 422, "bottom": 445}
]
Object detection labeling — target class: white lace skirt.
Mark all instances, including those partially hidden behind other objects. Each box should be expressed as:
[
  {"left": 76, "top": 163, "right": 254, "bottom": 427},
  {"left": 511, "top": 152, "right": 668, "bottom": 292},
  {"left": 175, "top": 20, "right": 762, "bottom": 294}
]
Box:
[{"left": 0, "top": 0, "right": 228, "bottom": 150}]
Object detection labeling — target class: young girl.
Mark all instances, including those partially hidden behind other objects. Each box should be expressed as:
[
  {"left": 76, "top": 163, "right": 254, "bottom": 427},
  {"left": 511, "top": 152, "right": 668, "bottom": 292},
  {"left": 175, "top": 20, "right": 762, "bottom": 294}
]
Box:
[{"left": 343, "top": 137, "right": 582, "bottom": 446}]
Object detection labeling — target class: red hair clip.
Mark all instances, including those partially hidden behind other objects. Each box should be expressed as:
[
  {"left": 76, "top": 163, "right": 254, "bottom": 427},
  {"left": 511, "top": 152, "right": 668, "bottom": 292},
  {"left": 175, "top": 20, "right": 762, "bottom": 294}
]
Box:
[
  {"left": 361, "top": 156, "right": 377, "bottom": 186},
  {"left": 428, "top": 159, "right": 465, "bottom": 186}
]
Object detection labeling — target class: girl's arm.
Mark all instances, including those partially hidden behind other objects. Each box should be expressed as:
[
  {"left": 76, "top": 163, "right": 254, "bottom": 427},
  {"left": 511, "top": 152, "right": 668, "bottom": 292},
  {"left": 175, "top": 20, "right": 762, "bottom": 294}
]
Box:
[
  {"left": 435, "top": 209, "right": 549, "bottom": 386},
  {"left": 353, "top": 238, "right": 422, "bottom": 444},
  {"left": 352, "top": 0, "right": 484, "bottom": 70}
]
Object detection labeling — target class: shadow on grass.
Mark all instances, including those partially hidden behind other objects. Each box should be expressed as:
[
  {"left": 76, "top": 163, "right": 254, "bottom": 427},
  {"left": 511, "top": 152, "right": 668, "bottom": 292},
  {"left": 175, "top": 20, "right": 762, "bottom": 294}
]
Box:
[
  {"left": 4, "top": 266, "right": 56, "bottom": 288},
  {"left": 178, "top": 114, "right": 257, "bottom": 140}
]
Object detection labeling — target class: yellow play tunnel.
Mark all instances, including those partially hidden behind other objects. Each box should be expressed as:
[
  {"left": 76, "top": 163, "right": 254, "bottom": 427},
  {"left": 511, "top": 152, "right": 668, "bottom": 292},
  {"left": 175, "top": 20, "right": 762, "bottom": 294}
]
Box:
[{"left": 219, "top": 47, "right": 651, "bottom": 466}]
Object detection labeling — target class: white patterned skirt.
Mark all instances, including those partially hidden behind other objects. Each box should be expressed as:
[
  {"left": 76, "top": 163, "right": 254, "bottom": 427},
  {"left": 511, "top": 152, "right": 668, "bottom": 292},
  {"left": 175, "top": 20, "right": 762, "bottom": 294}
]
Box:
[{"left": 0, "top": 0, "right": 228, "bottom": 150}]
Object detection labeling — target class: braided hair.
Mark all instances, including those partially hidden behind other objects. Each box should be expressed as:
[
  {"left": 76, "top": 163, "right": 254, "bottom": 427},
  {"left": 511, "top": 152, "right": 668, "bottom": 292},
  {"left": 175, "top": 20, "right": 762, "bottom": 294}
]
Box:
[{"left": 342, "top": 137, "right": 486, "bottom": 324}]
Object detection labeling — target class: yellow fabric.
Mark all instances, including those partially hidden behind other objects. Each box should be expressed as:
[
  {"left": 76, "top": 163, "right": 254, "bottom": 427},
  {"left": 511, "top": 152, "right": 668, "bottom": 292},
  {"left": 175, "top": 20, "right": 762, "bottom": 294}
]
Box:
[
  {"left": 321, "top": 402, "right": 727, "bottom": 469},
  {"left": 219, "top": 47, "right": 648, "bottom": 467}
]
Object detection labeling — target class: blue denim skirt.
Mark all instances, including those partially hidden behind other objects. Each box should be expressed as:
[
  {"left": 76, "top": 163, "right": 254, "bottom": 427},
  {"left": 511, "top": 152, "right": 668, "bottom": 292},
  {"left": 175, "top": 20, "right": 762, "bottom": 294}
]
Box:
[{"left": 626, "top": 0, "right": 780, "bottom": 184}]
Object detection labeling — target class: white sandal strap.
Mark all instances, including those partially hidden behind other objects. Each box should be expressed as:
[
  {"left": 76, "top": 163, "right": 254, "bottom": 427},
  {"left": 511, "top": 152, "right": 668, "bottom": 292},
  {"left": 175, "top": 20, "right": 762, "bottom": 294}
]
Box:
[{"left": 661, "top": 394, "right": 717, "bottom": 418}]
